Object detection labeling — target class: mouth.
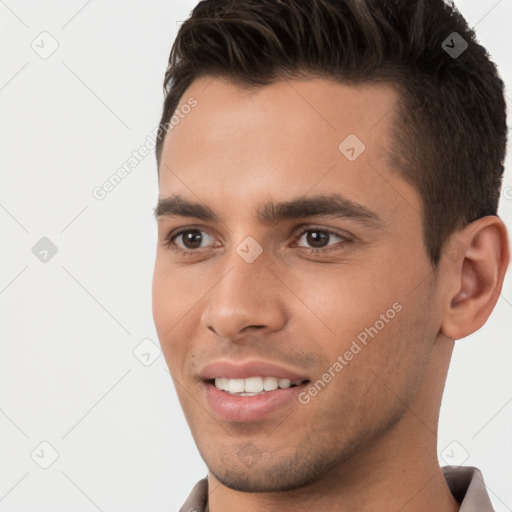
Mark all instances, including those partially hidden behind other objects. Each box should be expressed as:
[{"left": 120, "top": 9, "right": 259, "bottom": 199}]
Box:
[{"left": 203, "top": 377, "right": 311, "bottom": 422}]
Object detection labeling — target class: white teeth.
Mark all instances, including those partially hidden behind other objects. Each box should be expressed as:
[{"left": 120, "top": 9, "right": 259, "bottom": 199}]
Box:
[
  {"left": 227, "top": 378, "right": 245, "bottom": 393},
  {"left": 278, "top": 378, "right": 291, "bottom": 389},
  {"left": 263, "top": 376, "right": 279, "bottom": 391},
  {"left": 214, "top": 376, "right": 305, "bottom": 393},
  {"left": 216, "top": 378, "right": 229, "bottom": 391},
  {"left": 245, "top": 376, "right": 263, "bottom": 393}
]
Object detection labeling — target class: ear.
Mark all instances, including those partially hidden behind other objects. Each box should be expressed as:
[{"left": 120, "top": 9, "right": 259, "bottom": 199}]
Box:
[{"left": 441, "top": 216, "right": 510, "bottom": 341}]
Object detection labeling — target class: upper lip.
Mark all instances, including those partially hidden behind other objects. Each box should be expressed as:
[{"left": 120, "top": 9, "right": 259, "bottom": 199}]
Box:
[{"left": 199, "top": 359, "right": 310, "bottom": 381}]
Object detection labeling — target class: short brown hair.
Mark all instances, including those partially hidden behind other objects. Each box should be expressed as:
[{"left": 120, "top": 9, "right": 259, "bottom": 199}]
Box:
[{"left": 155, "top": 0, "right": 507, "bottom": 267}]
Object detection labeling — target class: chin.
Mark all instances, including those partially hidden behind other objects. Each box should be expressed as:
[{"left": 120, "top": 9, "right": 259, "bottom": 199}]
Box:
[{"left": 203, "top": 445, "right": 338, "bottom": 493}]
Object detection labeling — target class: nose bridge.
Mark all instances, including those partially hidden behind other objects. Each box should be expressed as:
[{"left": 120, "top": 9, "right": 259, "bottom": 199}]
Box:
[{"left": 201, "top": 244, "right": 286, "bottom": 338}]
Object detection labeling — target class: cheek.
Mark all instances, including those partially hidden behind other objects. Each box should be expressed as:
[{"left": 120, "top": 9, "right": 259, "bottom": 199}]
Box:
[
  {"left": 152, "top": 264, "right": 206, "bottom": 379},
  {"left": 297, "top": 261, "right": 432, "bottom": 389},
  {"left": 152, "top": 263, "right": 182, "bottom": 363},
  {"left": 152, "top": 265, "right": 169, "bottom": 335},
  {"left": 289, "top": 264, "right": 400, "bottom": 341},
  {"left": 312, "top": 306, "right": 429, "bottom": 443},
  {"left": 152, "top": 255, "right": 189, "bottom": 330}
]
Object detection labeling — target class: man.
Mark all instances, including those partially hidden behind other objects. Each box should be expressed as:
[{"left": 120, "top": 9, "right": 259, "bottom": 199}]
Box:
[{"left": 152, "top": 0, "right": 510, "bottom": 510}]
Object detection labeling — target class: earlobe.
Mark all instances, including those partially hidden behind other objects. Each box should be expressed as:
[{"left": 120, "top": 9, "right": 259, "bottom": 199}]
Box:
[{"left": 441, "top": 216, "right": 510, "bottom": 341}]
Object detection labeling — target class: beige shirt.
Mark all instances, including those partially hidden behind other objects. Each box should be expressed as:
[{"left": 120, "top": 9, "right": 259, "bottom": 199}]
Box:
[{"left": 179, "top": 466, "right": 495, "bottom": 512}]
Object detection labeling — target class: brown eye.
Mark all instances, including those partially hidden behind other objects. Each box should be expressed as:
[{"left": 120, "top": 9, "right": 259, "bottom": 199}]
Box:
[
  {"left": 164, "top": 228, "right": 216, "bottom": 253},
  {"left": 304, "top": 230, "right": 330, "bottom": 248},
  {"left": 295, "top": 229, "right": 348, "bottom": 251},
  {"left": 178, "top": 230, "right": 204, "bottom": 249}
]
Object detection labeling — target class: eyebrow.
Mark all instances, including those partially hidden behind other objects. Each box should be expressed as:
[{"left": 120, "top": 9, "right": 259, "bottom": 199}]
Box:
[{"left": 154, "top": 193, "right": 384, "bottom": 229}]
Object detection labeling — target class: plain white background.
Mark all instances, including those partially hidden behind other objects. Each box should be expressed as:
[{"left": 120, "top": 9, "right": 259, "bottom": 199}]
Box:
[{"left": 0, "top": 1, "right": 510, "bottom": 510}]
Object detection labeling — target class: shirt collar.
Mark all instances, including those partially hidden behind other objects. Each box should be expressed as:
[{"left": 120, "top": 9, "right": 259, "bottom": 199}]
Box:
[{"left": 442, "top": 466, "right": 494, "bottom": 511}]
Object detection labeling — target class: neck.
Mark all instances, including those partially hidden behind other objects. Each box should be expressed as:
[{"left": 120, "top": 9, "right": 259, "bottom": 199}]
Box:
[{"left": 207, "top": 337, "right": 460, "bottom": 512}]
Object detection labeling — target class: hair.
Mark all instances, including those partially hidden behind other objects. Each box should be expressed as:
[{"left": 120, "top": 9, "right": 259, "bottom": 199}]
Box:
[{"left": 155, "top": 0, "right": 507, "bottom": 267}]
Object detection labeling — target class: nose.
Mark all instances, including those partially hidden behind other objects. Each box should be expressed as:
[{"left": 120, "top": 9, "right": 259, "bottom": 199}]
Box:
[{"left": 200, "top": 249, "right": 288, "bottom": 340}]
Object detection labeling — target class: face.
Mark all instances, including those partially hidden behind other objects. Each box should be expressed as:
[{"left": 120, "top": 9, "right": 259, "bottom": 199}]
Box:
[{"left": 152, "top": 76, "right": 444, "bottom": 492}]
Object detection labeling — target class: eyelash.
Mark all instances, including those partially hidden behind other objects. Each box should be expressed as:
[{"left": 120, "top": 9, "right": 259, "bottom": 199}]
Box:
[{"left": 162, "top": 226, "right": 352, "bottom": 257}]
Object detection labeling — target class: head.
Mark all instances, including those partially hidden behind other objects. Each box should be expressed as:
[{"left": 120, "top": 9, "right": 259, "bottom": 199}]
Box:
[{"left": 152, "top": 0, "right": 509, "bottom": 496}]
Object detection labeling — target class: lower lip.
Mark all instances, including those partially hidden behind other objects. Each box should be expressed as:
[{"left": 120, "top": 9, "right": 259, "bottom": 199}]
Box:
[{"left": 203, "top": 380, "right": 309, "bottom": 422}]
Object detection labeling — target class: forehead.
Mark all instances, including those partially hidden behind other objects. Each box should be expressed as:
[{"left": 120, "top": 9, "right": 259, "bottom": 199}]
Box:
[
  {"left": 158, "top": 76, "right": 420, "bottom": 223},
  {"left": 162, "top": 75, "right": 399, "bottom": 154}
]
